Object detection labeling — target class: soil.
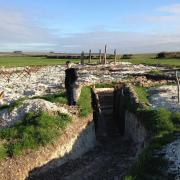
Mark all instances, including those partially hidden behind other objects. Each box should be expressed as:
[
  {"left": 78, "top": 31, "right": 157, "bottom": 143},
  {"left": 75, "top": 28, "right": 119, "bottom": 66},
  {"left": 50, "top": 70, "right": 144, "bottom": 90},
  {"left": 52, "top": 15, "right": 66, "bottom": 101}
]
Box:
[{"left": 28, "top": 135, "right": 137, "bottom": 180}]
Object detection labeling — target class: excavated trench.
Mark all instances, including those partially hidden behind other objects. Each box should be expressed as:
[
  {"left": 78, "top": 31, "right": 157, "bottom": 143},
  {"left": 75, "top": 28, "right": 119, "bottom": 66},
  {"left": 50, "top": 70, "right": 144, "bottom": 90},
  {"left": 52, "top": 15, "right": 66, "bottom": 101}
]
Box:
[{"left": 28, "top": 87, "right": 139, "bottom": 180}]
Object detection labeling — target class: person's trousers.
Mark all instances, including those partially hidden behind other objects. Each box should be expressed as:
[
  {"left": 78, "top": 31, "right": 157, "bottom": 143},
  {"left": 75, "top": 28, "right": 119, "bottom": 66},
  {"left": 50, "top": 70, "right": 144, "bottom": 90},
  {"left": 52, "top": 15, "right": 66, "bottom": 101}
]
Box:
[{"left": 66, "top": 88, "right": 76, "bottom": 106}]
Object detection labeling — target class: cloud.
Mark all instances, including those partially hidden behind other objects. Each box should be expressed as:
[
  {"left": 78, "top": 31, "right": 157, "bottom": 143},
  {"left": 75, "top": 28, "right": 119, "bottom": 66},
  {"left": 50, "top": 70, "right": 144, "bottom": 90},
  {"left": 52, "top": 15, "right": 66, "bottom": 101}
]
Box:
[
  {"left": 157, "top": 3, "right": 180, "bottom": 14},
  {"left": 0, "top": 8, "right": 58, "bottom": 50},
  {"left": 1, "top": 4, "right": 180, "bottom": 53},
  {"left": 54, "top": 31, "right": 180, "bottom": 53}
]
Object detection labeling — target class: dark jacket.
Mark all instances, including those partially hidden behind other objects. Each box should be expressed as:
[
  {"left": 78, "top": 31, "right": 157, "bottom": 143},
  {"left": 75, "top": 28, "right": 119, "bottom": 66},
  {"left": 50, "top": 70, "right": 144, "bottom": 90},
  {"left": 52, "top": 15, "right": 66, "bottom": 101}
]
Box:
[{"left": 65, "top": 68, "right": 78, "bottom": 89}]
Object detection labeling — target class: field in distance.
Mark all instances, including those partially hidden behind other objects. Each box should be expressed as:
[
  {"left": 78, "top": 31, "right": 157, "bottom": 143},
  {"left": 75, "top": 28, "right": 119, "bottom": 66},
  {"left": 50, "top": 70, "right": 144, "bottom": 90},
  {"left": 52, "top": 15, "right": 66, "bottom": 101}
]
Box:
[
  {"left": 0, "top": 53, "right": 180, "bottom": 67},
  {"left": 0, "top": 56, "right": 80, "bottom": 67}
]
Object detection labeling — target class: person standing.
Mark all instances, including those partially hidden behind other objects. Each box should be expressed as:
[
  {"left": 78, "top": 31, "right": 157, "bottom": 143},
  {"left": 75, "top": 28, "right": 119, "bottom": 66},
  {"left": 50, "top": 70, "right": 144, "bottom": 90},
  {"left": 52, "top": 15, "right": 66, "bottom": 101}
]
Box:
[{"left": 65, "top": 61, "right": 78, "bottom": 106}]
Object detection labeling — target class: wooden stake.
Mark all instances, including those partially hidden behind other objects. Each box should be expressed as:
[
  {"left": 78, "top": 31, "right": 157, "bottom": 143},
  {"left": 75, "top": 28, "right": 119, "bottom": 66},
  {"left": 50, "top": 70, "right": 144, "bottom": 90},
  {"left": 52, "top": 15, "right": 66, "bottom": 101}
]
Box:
[
  {"left": 114, "top": 49, "right": 117, "bottom": 64},
  {"left": 89, "top": 49, "right": 91, "bottom": 63},
  {"left": 176, "top": 70, "right": 180, "bottom": 103},
  {"left": 104, "top": 45, "right": 107, "bottom": 64},
  {"left": 81, "top": 51, "right": 85, "bottom": 65},
  {"left": 99, "top": 49, "right": 102, "bottom": 64}
]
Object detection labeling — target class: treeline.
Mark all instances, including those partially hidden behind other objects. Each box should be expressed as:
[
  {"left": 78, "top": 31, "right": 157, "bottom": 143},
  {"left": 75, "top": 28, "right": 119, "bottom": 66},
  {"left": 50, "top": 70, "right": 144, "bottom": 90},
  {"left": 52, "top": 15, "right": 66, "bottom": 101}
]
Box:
[{"left": 156, "top": 52, "right": 180, "bottom": 59}]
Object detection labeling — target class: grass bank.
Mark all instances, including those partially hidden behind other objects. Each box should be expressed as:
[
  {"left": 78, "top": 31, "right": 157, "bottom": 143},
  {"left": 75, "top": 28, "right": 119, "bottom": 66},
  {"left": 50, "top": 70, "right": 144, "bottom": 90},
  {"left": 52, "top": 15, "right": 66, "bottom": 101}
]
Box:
[
  {"left": 77, "top": 87, "right": 92, "bottom": 117},
  {"left": 0, "top": 112, "right": 71, "bottom": 159},
  {"left": 0, "top": 86, "right": 93, "bottom": 159},
  {"left": 124, "top": 85, "right": 180, "bottom": 180}
]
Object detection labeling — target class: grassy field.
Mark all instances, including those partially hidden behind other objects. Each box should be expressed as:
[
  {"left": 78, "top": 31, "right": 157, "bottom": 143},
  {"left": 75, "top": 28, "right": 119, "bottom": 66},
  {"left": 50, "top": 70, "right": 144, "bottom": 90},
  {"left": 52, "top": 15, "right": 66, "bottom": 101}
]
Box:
[
  {"left": 1, "top": 54, "right": 180, "bottom": 67},
  {"left": 0, "top": 56, "right": 80, "bottom": 67},
  {"left": 121, "top": 53, "right": 180, "bottom": 68}
]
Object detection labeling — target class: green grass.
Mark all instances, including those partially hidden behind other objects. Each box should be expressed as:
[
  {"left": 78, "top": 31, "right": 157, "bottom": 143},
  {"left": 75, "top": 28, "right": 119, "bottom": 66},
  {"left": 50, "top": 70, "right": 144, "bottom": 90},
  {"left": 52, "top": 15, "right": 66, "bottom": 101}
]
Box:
[
  {"left": 134, "top": 86, "right": 150, "bottom": 107},
  {"left": 0, "top": 56, "right": 80, "bottom": 67},
  {"left": 77, "top": 87, "right": 92, "bottom": 117},
  {"left": 125, "top": 107, "right": 179, "bottom": 179},
  {"left": 95, "top": 82, "right": 116, "bottom": 88},
  {"left": 129, "top": 132, "right": 176, "bottom": 180},
  {"left": 0, "top": 111, "right": 71, "bottom": 158},
  {"left": 0, "top": 98, "right": 27, "bottom": 112},
  {"left": 33, "top": 92, "right": 67, "bottom": 104},
  {"left": 171, "top": 112, "right": 180, "bottom": 128},
  {"left": 0, "top": 86, "right": 93, "bottom": 159},
  {"left": 1, "top": 54, "right": 180, "bottom": 67},
  {"left": 137, "top": 108, "right": 174, "bottom": 134},
  {"left": 148, "top": 69, "right": 162, "bottom": 75},
  {"left": 121, "top": 54, "right": 180, "bottom": 68},
  {"left": 124, "top": 85, "right": 180, "bottom": 179}
]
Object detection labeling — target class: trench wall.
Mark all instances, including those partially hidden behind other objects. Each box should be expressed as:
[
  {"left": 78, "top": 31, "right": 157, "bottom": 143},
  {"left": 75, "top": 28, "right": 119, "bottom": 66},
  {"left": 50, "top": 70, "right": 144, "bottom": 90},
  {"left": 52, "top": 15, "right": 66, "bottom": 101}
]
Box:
[
  {"left": 114, "top": 84, "right": 149, "bottom": 150},
  {"left": 0, "top": 115, "right": 96, "bottom": 180}
]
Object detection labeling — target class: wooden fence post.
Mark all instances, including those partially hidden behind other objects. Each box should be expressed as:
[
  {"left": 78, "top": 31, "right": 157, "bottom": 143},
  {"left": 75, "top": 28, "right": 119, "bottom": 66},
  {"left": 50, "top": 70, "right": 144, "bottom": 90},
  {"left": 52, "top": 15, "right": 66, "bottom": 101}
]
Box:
[
  {"left": 114, "top": 49, "right": 117, "bottom": 64},
  {"left": 81, "top": 51, "right": 85, "bottom": 65},
  {"left": 99, "top": 49, "right": 102, "bottom": 64},
  {"left": 89, "top": 49, "right": 91, "bottom": 64},
  {"left": 176, "top": 70, "right": 180, "bottom": 103},
  {"left": 104, "top": 44, "right": 107, "bottom": 64}
]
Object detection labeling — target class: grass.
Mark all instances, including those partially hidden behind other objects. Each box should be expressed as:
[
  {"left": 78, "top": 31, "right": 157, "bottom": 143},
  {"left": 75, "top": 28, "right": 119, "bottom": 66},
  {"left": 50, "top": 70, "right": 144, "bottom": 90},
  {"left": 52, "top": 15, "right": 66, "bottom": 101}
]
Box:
[
  {"left": 137, "top": 108, "right": 174, "bottom": 134},
  {"left": 33, "top": 92, "right": 67, "bottom": 104},
  {"left": 148, "top": 69, "right": 163, "bottom": 75},
  {"left": 121, "top": 53, "right": 180, "bottom": 68},
  {"left": 1, "top": 54, "right": 180, "bottom": 68},
  {"left": 124, "top": 85, "right": 180, "bottom": 180},
  {"left": 0, "top": 86, "right": 92, "bottom": 159},
  {"left": 95, "top": 82, "right": 116, "bottom": 88},
  {"left": 0, "top": 111, "right": 71, "bottom": 158},
  {"left": 77, "top": 87, "right": 92, "bottom": 117},
  {"left": 134, "top": 86, "right": 150, "bottom": 107},
  {"left": 0, "top": 56, "right": 80, "bottom": 67},
  {"left": 128, "top": 132, "right": 176, "bottom": 180},
  {"left": 0, "top": 98, "right": 27, "bottom": 112}
]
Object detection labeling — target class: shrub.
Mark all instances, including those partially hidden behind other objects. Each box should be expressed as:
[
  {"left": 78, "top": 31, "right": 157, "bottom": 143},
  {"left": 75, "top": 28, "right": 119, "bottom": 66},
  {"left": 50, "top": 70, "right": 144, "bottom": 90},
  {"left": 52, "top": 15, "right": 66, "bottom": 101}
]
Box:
[
  {"left": 121, "top": 54, "right": 133, "bottom": 59},
  {"left": 156, "top": 52, "right": 166, "bottom": 59}
]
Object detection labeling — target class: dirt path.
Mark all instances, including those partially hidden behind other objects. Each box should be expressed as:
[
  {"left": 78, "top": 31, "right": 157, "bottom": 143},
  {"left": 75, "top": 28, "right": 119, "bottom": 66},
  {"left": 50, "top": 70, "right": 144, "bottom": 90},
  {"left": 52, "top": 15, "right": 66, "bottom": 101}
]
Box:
[
  {"left": 28, "top": 135, "right": 137, "bottom": 180},
  {"left": 28, "top": 89, "right": 137, "bottom": 180}
]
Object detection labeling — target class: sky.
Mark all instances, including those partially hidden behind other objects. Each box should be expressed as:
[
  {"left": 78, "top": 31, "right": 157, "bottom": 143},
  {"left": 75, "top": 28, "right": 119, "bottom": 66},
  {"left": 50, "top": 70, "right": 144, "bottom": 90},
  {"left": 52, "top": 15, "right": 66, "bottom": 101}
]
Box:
[{"left": 1, "top": 0, "right": 180, "bottom": 53}]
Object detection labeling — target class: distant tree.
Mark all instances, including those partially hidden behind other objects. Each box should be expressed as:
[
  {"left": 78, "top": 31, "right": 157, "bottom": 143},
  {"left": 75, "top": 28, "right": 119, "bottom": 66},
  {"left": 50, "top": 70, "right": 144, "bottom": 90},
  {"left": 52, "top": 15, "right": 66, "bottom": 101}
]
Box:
[
  {"left": 156, "top": 52, "right": 166, "bottom": 59},
  {"left": 13, "top": 51, "right": 22, "bottom": 54},
  {"left": 121, "top": 54, "right": 132, "bottom": 59}
]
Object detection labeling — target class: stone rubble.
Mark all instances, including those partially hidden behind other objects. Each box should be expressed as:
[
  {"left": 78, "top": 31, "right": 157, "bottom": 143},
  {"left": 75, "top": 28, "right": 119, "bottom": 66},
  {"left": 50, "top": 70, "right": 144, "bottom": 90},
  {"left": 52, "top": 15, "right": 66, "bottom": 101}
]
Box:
[
  {"left": 132, "top": 76, "right": 174, "bottom": 87},
  {"left": 149, "top": 85, "right": 180, "bottom": 112},
  {"left": 161, "top": 138, "right": 180, "bottom": 179},
  {"left": 0, "top": 99, "right": 70, "bottom": 127},
  {"left": 0, "top": 63, "right": 156, "bottom": 105}
]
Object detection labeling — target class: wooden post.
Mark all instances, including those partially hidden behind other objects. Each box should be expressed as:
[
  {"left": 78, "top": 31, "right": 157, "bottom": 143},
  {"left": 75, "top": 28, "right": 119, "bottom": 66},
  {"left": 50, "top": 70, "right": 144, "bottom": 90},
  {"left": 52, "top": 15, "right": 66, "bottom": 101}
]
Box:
[
  {"left": 114, "top": 49, "right": 117, "bottom": 64},
  {"left": 89, "top": 49, "right": 91, "bottom": 64},
  {"left": 104, "top": 44, "right": 107, "bottom": 64},
  {"left": 80, "top": 51, "right": 85, "bottom": 65},
  {"left": 99, "top": 49, "right": 102, "bottom": 64},
  {"left": 176, "top": 71, "right": 180, "bottom": 103}
]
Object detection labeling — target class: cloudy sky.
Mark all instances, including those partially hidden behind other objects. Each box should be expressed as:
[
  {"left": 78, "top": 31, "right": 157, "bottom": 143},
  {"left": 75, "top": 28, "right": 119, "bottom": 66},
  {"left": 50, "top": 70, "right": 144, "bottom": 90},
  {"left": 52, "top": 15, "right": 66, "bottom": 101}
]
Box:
[{"left": 1, "top": 0, "right": 180, "bottom": 53}]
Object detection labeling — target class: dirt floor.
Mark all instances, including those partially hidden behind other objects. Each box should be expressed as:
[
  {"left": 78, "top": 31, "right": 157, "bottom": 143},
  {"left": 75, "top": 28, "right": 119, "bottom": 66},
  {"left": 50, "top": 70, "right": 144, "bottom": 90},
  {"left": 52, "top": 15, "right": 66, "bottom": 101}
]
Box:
[{"left": 28, "top": 135, "right": 137, "bottom": 180}]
